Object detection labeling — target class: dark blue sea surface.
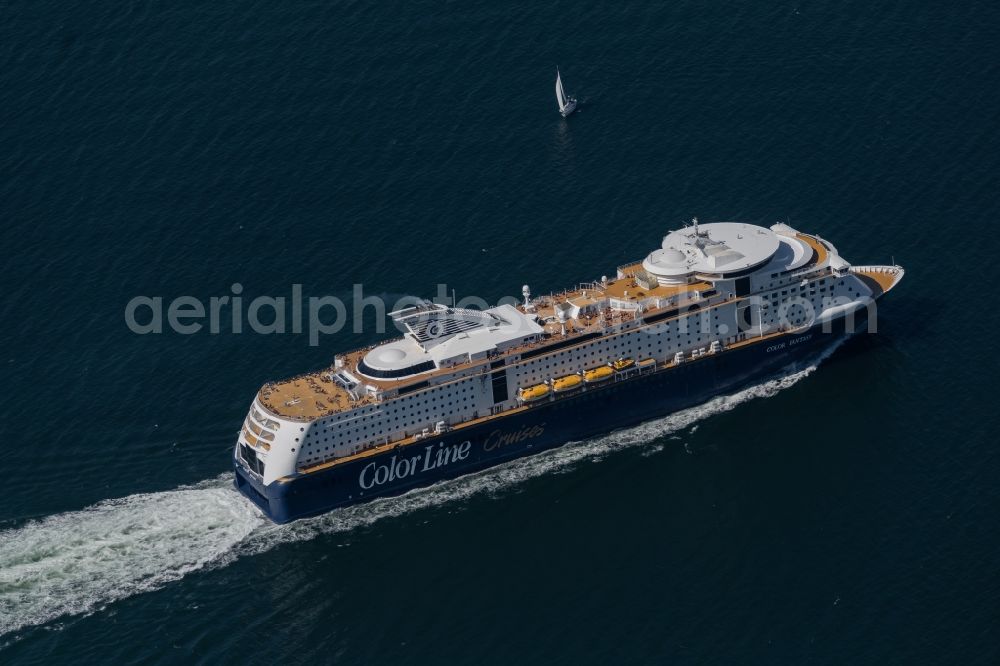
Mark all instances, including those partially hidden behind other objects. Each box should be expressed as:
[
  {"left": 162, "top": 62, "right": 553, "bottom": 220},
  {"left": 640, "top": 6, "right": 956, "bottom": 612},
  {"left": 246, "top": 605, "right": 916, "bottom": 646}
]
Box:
[{"left": 1, "top": 0, "right": 998, "bottom": 663}]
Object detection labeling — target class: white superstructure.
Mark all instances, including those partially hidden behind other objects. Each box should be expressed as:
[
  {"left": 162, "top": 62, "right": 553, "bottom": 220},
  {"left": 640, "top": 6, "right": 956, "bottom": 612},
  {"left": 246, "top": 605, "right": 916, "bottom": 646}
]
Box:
[{"left": 235, "top": 221, "right": 903, "bottom": 486}]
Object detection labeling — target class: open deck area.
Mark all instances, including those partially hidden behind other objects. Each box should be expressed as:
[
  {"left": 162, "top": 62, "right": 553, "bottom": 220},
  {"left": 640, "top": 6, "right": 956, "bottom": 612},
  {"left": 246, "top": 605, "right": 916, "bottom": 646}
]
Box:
[
  {"left": 603, "top": 276, "right": 711, "bottom": 301},
  {"left": 258, "top": 271, "right": 721, "bottom": 421},
  {"left": 255, "top": 231, "right": 846, "bottom": 423},
  {"left": 258, "top": 372, "right": 369, "bottom": 421},
  {"left": 798, "top": 233, "right": 829, "bottom": 268},
  {"left": 852, "top": 265, "right": 905, "bottom": 296}
]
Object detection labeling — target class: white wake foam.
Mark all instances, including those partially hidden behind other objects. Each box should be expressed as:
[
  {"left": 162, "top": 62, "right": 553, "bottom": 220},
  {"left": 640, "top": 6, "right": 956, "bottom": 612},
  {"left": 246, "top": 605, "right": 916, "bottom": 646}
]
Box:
[
  {"left": 0, "top": 349, "right": 834, "bottom": 639},
  {"left": 0, "top": 477, "right": 259, "bottom": 638}
]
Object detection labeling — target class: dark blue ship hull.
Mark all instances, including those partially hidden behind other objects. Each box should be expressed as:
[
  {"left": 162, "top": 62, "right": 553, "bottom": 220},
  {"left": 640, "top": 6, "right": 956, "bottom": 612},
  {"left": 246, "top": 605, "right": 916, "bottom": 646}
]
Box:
[{"left": 235, "top": 312, "right": 868, "bottom": 523}]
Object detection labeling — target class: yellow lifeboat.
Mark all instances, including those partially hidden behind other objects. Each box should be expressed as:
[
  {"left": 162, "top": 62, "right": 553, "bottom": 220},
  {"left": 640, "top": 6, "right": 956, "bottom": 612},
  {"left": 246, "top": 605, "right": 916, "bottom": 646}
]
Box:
[
  {"left": 612, "top": 357, "right": 635, "bottom": 372},
  {"left": 583, "top": 365, "right": 614, "bottom": 383},
  {"left": 519, "top": 384, "right": 550, "bottom": 402},
  {"left": 638, "top": 358, "right": 656, "bottom": 370},
  {"left": 552, "top": 374, "right": 583, "bottom": 393}
]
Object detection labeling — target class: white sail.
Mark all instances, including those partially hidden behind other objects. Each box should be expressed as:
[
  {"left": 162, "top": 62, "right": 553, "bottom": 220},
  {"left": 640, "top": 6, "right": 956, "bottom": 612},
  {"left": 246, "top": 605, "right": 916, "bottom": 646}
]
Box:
[{"left": 555, "top": 70, "right": 567, "bottom": 112}]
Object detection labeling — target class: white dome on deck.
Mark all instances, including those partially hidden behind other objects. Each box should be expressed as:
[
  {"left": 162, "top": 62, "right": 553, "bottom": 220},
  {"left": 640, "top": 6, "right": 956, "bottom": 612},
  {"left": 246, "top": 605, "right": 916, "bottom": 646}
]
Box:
[
  {"left": 661, "top": 247, "right": 686, "bottom": 263},
  {"left": 642, "top": 222, "right": 781, "bottom": 279}
]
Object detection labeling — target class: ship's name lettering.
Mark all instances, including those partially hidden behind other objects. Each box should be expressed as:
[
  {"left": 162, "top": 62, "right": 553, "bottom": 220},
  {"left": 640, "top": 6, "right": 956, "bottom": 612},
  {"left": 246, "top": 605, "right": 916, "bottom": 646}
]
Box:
[
  {"left": 359, "top": 440, "right": 471, "bottom": 490},
  {"left": 483, "top": 424, "right": 546, "bottom": 452},
  {"left": 766, "top": 334, "right": 812, "bottom": 353}
]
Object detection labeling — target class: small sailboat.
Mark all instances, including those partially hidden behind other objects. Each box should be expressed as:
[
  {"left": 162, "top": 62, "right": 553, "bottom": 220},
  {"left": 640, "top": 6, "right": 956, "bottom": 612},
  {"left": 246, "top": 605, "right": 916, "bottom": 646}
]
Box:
[{"left": 555, "top": 68, "right": 577, "bottom": 117}]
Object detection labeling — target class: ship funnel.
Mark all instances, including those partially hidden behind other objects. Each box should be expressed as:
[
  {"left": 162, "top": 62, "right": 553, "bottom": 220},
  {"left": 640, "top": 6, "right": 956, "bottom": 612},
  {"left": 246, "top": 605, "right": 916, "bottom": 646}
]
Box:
[{"left": 522, "top": 284, "right": 535, "bottom": 311}]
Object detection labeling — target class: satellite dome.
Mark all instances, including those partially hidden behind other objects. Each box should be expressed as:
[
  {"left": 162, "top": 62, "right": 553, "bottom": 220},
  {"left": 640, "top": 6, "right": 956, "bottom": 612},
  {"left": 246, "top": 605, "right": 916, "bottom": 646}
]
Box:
[
  {"left": 374, "top": 348, "right": 407, "bottom": 363},
  {"left": 661, "top": 247, "right": 686, "bottom": 264}
]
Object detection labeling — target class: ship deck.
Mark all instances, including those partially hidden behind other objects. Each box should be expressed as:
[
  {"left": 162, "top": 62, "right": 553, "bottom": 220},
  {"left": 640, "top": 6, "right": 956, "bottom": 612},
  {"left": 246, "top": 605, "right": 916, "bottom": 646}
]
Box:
[
  {"left": 800, "top": 233, "right": 829, "bottom": 267},
  {"left": 258, "top": 233, "right": 834, "bottom": 422},
  {"left": 258, "top": 373, "right": 364, "bottom": 420},
  {"left": 257, "top": 272, "right": 713, "bottom": 421},
  {"left": 852, "top": 265, "right": 904, "bottom": 296}
]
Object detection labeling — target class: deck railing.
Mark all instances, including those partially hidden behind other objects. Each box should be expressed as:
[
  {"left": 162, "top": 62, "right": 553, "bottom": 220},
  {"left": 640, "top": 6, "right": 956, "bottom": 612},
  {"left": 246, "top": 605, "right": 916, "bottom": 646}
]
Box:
[{"left": 850, "top": 264, "right": 904, "bottom": 276}]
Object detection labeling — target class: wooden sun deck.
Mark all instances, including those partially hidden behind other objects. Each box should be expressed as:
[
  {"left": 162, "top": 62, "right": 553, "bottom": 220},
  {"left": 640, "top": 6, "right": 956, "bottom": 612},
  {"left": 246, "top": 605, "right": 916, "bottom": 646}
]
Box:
[
  {"left": 798, "top": 233, "right": 829, "bottom": 268},
  {"left": 258, "top": 372, "right": 367, "bottom": 421},
  {"left": 530, "top": 269, "right": 708, "bottom": 317},
  {"left": 603, "top": 277, "right": 711, "bottom": 301},
  {"left": 852, "top": 266, "right": 904, "bottom": 297}
]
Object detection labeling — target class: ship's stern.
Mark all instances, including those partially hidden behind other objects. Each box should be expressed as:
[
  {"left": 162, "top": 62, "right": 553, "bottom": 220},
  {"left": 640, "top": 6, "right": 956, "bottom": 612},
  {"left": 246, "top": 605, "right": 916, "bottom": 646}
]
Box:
[{"left": 232, "top": 397, "right": 307, "bottom": 523}]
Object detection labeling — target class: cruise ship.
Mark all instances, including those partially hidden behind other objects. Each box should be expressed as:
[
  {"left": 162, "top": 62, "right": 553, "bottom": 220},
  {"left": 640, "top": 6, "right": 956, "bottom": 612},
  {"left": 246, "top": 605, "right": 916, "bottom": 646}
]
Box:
[{"left": 234, "top": 220, "right": 903, "bottom": 523}]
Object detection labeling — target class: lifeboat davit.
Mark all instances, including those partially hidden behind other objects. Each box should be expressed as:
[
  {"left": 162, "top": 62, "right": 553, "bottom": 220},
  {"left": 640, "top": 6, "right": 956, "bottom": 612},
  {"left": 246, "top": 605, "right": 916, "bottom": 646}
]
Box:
[
  {"left": 519, "top": 384, "right": 550, "bottom": 402},
  {"left": 583, "top": 366, "right": 614, "bottom": 383},
  {"left": 552, "top": 374, "right": 583, "bottom": 393}
]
